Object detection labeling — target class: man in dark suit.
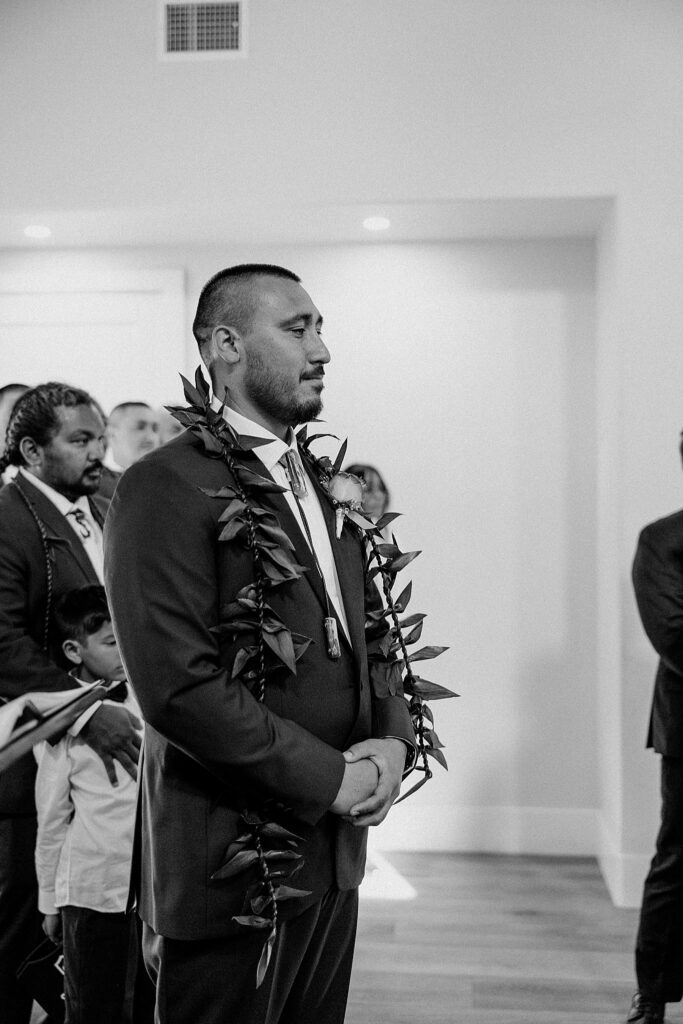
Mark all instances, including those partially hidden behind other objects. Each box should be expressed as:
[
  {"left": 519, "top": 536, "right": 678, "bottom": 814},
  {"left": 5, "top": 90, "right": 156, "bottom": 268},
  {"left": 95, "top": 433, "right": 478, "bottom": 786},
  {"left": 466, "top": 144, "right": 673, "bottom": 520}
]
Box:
[
  {"left": 627, "top": 481, "right": 683, "bottom": 1024},
  {"left": 0, "top": 382, "right": 142, "bottom": 1024},
  {"left": 105, "top": 265, "right": 416, "bottom": 1024}
]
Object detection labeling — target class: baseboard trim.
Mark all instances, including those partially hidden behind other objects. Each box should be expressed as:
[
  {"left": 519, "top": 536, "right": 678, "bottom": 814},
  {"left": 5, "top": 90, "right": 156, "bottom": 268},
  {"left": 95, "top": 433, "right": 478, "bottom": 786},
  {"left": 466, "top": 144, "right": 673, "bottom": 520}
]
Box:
[
  {"left": 371, "top": 802, "right": 599, "bottom": 857},
  {"left": 597, "top": 814, "right": 650, "bottom": 908}
]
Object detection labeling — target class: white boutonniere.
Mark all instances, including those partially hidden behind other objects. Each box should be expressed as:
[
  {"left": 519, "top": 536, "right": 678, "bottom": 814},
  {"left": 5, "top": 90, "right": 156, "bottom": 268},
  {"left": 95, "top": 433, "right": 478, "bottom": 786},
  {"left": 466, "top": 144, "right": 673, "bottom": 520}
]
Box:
[{"left": 325, "top": 471, "right": 376, "bottom": 538}]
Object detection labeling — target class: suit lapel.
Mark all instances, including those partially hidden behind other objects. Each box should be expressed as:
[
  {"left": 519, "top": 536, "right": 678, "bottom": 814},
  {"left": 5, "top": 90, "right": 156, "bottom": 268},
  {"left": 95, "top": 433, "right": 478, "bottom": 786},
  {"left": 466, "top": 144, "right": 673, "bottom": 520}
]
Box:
[
  {"left": 235, "top": 452, "right": 328, "bottom": 614},
  {"left": 304, "top": 463, "right": 366, "bottom": 660},
  {"left": 234, "top": 451, "right": 364, "bottom": 659},
  {"left": 13, "top": 476, "right": 101, "bottom": 585},
  {"left": 88, "top": 492, "right": 109, "bottom": 530}
]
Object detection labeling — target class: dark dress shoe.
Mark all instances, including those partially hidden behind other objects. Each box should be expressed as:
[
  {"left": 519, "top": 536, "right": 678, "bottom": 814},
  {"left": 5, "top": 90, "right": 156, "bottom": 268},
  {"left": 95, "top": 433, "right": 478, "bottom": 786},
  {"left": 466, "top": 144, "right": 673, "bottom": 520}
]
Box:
[{"left": 626, "top": 991, "right": 665, "bottom": 1024}]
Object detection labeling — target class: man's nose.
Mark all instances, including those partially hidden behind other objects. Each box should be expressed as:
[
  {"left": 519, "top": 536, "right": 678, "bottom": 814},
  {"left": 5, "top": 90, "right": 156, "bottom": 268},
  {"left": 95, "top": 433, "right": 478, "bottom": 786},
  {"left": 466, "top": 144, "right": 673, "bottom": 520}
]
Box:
[
  {"left": 91, "top": 437, "right": 106, "bottom": 460},
  {"left": 309, "top": 332, "right": 331, "bottom": 364}
]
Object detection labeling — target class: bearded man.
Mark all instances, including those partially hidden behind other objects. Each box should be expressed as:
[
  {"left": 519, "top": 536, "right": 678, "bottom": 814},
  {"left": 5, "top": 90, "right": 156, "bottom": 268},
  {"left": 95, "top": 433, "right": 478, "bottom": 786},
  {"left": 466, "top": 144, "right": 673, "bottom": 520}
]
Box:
[
  {"left": 0, "top": 382, "right": 142, "bottom": 1024},
  {"left": 105, "top": 264, "right": 416, "bottom": 1024}
]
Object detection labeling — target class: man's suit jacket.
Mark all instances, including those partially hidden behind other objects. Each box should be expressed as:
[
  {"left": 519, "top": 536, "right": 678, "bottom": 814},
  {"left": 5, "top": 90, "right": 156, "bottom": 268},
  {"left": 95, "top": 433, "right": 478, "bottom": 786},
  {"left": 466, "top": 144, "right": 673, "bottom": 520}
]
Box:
[
  {"left": 0, "top": 473, "right": 108, "bottom": 813},
  {"left": 105, "top": 429, "right": 415, "bottom": 941},
  {"left": 98, "top": 465, "right": 122, "bottom": 500},
  {"left": 633, "top": 508, "right": 683, "bottom": 756}
]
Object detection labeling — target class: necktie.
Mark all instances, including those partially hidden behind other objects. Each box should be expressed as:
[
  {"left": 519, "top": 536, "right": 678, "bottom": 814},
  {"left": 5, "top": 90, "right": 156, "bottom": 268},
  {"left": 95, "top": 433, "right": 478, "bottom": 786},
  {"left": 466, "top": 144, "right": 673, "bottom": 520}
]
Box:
[
  {"left": 67, "top": 507, "right": 92, "bottom": 539},
  {"left": 280, "top": 449, "right": 308, "bottom": 499}
]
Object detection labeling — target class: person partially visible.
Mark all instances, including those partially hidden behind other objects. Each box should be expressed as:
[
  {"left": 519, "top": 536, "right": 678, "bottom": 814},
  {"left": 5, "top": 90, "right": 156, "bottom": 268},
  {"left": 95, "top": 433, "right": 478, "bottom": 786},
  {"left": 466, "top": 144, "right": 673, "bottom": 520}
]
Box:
[
  {"left": 626, "top": 432, "right": 683, "bottom": 1024},
  {"left": 156, "top": 405, "right": 186, "bottom": 446},
  {"left": 0, "top": 383, "right": 29, "bottom": 483},
  {"left": 99, "top": 402, "right": 159, "bottom": 498},
  {"left": 0, "top": 383, "right": 141, "bottom": 1024},
  {"left": 344, "top": 463, "right": 390, "bottom": 521},
  {"left": 35, "top": 585, "right": 152, "bottom": 1024}
]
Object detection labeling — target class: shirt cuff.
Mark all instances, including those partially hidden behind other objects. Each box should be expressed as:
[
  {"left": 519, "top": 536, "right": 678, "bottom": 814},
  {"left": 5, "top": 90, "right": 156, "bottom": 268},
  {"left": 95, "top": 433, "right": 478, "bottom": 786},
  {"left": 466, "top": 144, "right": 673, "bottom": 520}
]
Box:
[
  {"left": 38, "top": 890, "right": 58, "bottom": 916},
  {"left": 383, "top": 735, "right": 418, "bottom": 775}
]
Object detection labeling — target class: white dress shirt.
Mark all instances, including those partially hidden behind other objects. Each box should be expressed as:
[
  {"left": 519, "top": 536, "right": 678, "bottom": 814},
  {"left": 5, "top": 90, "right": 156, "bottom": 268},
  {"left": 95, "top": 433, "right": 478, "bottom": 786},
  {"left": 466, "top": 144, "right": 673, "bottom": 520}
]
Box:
[
  {"left": 19, "top": 469, "right": 104, "bottom": 584},
  {"left": 213, "top": 403, "right": 416, "bottom": 769},
  {"left": 214, "top": 403, "right": 350, "bottom": 640},
  {"left": 34, "top": 685, "right": 142, "bottom": 915}
]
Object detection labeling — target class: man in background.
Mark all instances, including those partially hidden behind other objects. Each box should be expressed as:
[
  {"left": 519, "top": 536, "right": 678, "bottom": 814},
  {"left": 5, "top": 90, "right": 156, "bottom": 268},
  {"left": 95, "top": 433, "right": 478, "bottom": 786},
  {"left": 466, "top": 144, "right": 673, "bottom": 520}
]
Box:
[
  {"left": 627, "top": 433, "right": 683, "bottom": 1024},
  {"left": 0, "top": 383, "right": 29, "bottom": 482},
  {"left": 99, "top": 401, "right": 159, "bottom": 498},
  {"left": 0, "top": 382, "right": 142, "bottom": 1024}
]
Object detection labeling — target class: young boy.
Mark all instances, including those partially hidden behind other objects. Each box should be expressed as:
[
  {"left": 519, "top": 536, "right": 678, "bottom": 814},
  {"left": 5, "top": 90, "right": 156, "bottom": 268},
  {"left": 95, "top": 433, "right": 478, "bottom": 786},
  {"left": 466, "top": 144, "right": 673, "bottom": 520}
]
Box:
[{"left": 34, "top": 585, "right": 150, "bottom": 1024}]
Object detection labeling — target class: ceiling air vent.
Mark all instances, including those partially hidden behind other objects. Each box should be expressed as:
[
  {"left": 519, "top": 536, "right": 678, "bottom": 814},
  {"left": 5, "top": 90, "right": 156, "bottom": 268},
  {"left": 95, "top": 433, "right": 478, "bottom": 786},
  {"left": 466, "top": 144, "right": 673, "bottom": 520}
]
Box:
[{"left": 160, "top": 2, "right": 247, "bottom": 59}]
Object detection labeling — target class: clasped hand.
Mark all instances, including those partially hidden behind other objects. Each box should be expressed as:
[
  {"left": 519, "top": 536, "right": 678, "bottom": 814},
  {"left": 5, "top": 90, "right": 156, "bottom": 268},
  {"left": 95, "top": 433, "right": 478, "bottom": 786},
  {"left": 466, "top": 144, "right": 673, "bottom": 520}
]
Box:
[{"left": 330, "top": 738, "right": 406, "bottom": 827}]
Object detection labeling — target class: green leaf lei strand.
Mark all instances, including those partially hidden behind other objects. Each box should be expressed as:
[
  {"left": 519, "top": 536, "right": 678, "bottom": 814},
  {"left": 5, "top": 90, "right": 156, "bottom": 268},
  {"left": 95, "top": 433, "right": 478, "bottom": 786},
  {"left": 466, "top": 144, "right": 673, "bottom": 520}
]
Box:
[{"left": 168, "top": 367, "right": 457, "bottom": 986}]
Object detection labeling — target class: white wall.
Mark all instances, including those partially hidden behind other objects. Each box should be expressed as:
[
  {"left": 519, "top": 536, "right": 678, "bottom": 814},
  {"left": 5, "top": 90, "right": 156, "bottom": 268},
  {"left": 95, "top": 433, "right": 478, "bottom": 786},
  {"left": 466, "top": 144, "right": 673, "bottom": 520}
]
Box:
[
  {"left": 4, "top": 0, "right": 683, "bottom": 904},
  {"left": 0, "top": 238, "right": 598, "bottom": 855}
]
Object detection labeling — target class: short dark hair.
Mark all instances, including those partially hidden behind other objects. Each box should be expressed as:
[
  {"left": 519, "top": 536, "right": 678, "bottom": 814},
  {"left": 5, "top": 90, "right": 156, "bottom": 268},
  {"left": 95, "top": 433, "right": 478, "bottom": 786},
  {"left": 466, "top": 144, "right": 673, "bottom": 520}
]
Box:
[
  {"left": 54, "top": 585, "right": 111, "bottom": 645},
  {"left": 192, "top": 264, "right": 301, "bottom": 352},
  {"left": 109, "top": 401, "right": 152, "bottom": 416},
  {"left": 1, "top": 381, "right": 97, "bottom": 471}
]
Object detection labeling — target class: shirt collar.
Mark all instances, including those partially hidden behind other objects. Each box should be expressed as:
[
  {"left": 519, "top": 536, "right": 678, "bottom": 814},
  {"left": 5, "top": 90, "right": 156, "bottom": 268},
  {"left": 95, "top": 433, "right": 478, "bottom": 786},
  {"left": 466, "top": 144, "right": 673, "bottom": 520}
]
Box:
[
  {"left": 19, "top": 468, "right": 92, "bottom": 518},
  {"left": 209, "top": 397, "right": 296, "bottom": 473}
]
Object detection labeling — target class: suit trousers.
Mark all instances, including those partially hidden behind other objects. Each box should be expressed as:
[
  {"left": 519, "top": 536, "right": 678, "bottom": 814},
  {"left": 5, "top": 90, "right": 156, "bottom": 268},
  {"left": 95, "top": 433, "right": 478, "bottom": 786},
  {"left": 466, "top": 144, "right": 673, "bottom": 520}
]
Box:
[
  {"left": 143, "top": 887, "right": 359, "bottom": 1024},
  {"left": 61, "top": 906, "right": 155, "bottom": 1024},
  {"left": 636, "top": 756, "right": 683, "bottom": 1003},
  {"left": 0, "top": 814, "right": 48, "bottom": 1024}
]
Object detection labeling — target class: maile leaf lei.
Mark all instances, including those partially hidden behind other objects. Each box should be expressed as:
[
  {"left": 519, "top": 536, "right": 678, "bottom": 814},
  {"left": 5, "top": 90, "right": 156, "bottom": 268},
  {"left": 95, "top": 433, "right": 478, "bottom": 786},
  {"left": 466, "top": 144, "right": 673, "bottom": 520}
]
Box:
[
  {"left": 297, "top": 425, "right": 458, "bottom": 800},
  {"left": 168, "top": 368, "right": 456, "bottom": 985},
  {"left": 168, "top": 368, "right": 313, "bottom": 987}
]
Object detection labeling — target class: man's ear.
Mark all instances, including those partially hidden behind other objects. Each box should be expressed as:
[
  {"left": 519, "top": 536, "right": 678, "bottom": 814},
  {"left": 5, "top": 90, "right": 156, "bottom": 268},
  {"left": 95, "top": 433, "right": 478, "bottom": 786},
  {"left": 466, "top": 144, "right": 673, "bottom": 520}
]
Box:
[
  {"left": 62, "top": 639, "right": 83, "bottom": 667},
  {"left": 212, "top": 325, "right": 242, "bottom": 366},
  {"left": 18, "top": 436, "right": 43, "bottom": 469}
]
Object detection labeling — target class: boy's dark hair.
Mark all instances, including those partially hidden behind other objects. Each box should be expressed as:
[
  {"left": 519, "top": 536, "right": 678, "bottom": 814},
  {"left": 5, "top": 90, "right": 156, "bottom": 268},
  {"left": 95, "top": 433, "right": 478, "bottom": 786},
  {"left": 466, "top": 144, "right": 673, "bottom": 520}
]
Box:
[{"left": 54, "top": 585, "right": 111, "bottom": 644}]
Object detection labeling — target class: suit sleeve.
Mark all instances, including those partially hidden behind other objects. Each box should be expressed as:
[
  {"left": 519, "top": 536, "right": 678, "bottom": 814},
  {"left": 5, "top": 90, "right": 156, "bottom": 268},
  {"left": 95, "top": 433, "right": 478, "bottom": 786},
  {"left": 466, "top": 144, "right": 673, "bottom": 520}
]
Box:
[
  {"left": 105, "top": 458, "right": 345, "bottom": 825},
  {"left": 632, "top": 528, "right": 683, "bottom": 681},
  {"left": 0, "top": 525, "right": 75, "bottom": 701}
]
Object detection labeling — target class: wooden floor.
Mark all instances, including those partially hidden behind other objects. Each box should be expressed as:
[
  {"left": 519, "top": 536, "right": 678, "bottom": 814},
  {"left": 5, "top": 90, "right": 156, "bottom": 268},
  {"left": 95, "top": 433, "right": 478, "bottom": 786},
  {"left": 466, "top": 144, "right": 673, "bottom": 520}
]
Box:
[
  {"left": 31, "top": 852, "right": 678, "bottom": 1023},
  {"left": 347, "top": 852, "right": 678, "bottom": 1024}
]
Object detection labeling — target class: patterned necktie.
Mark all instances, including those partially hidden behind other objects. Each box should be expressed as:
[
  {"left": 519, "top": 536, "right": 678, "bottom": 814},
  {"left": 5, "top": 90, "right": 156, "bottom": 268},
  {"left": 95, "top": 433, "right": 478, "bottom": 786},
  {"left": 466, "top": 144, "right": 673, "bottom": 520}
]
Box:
[
  {"left": 279, "top": 449, "right": 308, "bottom": 499},
  {"left": 67, "top": 507, "right": 92, "bottom": 539}
]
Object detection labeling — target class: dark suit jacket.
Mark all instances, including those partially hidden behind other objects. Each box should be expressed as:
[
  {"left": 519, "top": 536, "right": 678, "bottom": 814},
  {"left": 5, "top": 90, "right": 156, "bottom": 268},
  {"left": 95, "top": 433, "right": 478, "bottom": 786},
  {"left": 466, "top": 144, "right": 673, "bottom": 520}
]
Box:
[
  {"left": 0, "top": 473, "right": 108, "bottom": 813},
  {"left": 98, "top": 465, "right": 122, "bottom": 500},
  {"left": 633, "top": 508, "right": 683, "bottom": 756},
  {"left": 104, "top": 429, "right": 414, "bottom": 941}
]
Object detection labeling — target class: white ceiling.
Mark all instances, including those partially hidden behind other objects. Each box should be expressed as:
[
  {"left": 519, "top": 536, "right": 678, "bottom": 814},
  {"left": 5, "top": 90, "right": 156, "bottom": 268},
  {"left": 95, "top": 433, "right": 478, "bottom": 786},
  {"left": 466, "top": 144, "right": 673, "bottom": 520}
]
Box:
[{"left": 0, "top": 196, "right": 612, "bottom": 250}]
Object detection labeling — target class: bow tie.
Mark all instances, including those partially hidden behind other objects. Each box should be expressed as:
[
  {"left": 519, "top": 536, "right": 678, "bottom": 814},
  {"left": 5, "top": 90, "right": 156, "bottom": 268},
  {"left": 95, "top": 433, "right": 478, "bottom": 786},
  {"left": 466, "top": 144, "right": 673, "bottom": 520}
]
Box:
[{"left": 103, "top": 681, "right": 128, "bottom": 703}]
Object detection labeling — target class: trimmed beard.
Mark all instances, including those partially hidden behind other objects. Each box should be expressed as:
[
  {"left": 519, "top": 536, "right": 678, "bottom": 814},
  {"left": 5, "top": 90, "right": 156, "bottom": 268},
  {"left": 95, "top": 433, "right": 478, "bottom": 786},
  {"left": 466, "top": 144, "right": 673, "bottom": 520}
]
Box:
[{"left": 244, "top": 350, "right": 323, "bottom": 427}]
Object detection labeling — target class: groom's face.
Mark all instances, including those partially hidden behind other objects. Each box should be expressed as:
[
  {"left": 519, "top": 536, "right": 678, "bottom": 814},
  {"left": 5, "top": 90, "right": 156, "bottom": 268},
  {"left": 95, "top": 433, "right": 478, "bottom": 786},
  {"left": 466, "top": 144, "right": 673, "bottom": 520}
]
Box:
[{"left": 241, "top": 277, "right": 330, "bottom": 428}]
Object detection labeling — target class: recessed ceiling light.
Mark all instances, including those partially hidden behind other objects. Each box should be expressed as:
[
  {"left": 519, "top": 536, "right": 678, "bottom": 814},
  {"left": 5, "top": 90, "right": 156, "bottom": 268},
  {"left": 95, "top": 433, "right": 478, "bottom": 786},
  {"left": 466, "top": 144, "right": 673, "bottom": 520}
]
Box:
[
  {"left": 363, "top": 216, "right": 391, "bottom": 232},
  {"left": 24, "top": 225, "right": 52, "bottom": 240}
]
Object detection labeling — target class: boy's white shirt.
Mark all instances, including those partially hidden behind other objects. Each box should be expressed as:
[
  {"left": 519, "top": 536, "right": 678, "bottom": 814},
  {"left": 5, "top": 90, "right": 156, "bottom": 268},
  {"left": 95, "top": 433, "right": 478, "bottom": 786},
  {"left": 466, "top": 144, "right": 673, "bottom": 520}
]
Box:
[{"left": 34, "top": 682, "right": 142, "bottom": 917}]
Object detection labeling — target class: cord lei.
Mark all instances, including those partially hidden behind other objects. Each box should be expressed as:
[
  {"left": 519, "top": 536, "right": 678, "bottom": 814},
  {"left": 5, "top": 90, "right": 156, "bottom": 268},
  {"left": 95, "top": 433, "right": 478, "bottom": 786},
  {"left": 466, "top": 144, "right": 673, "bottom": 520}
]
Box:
[{"left": 168, "top": 368, "right": 456, "bottom": 986}]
